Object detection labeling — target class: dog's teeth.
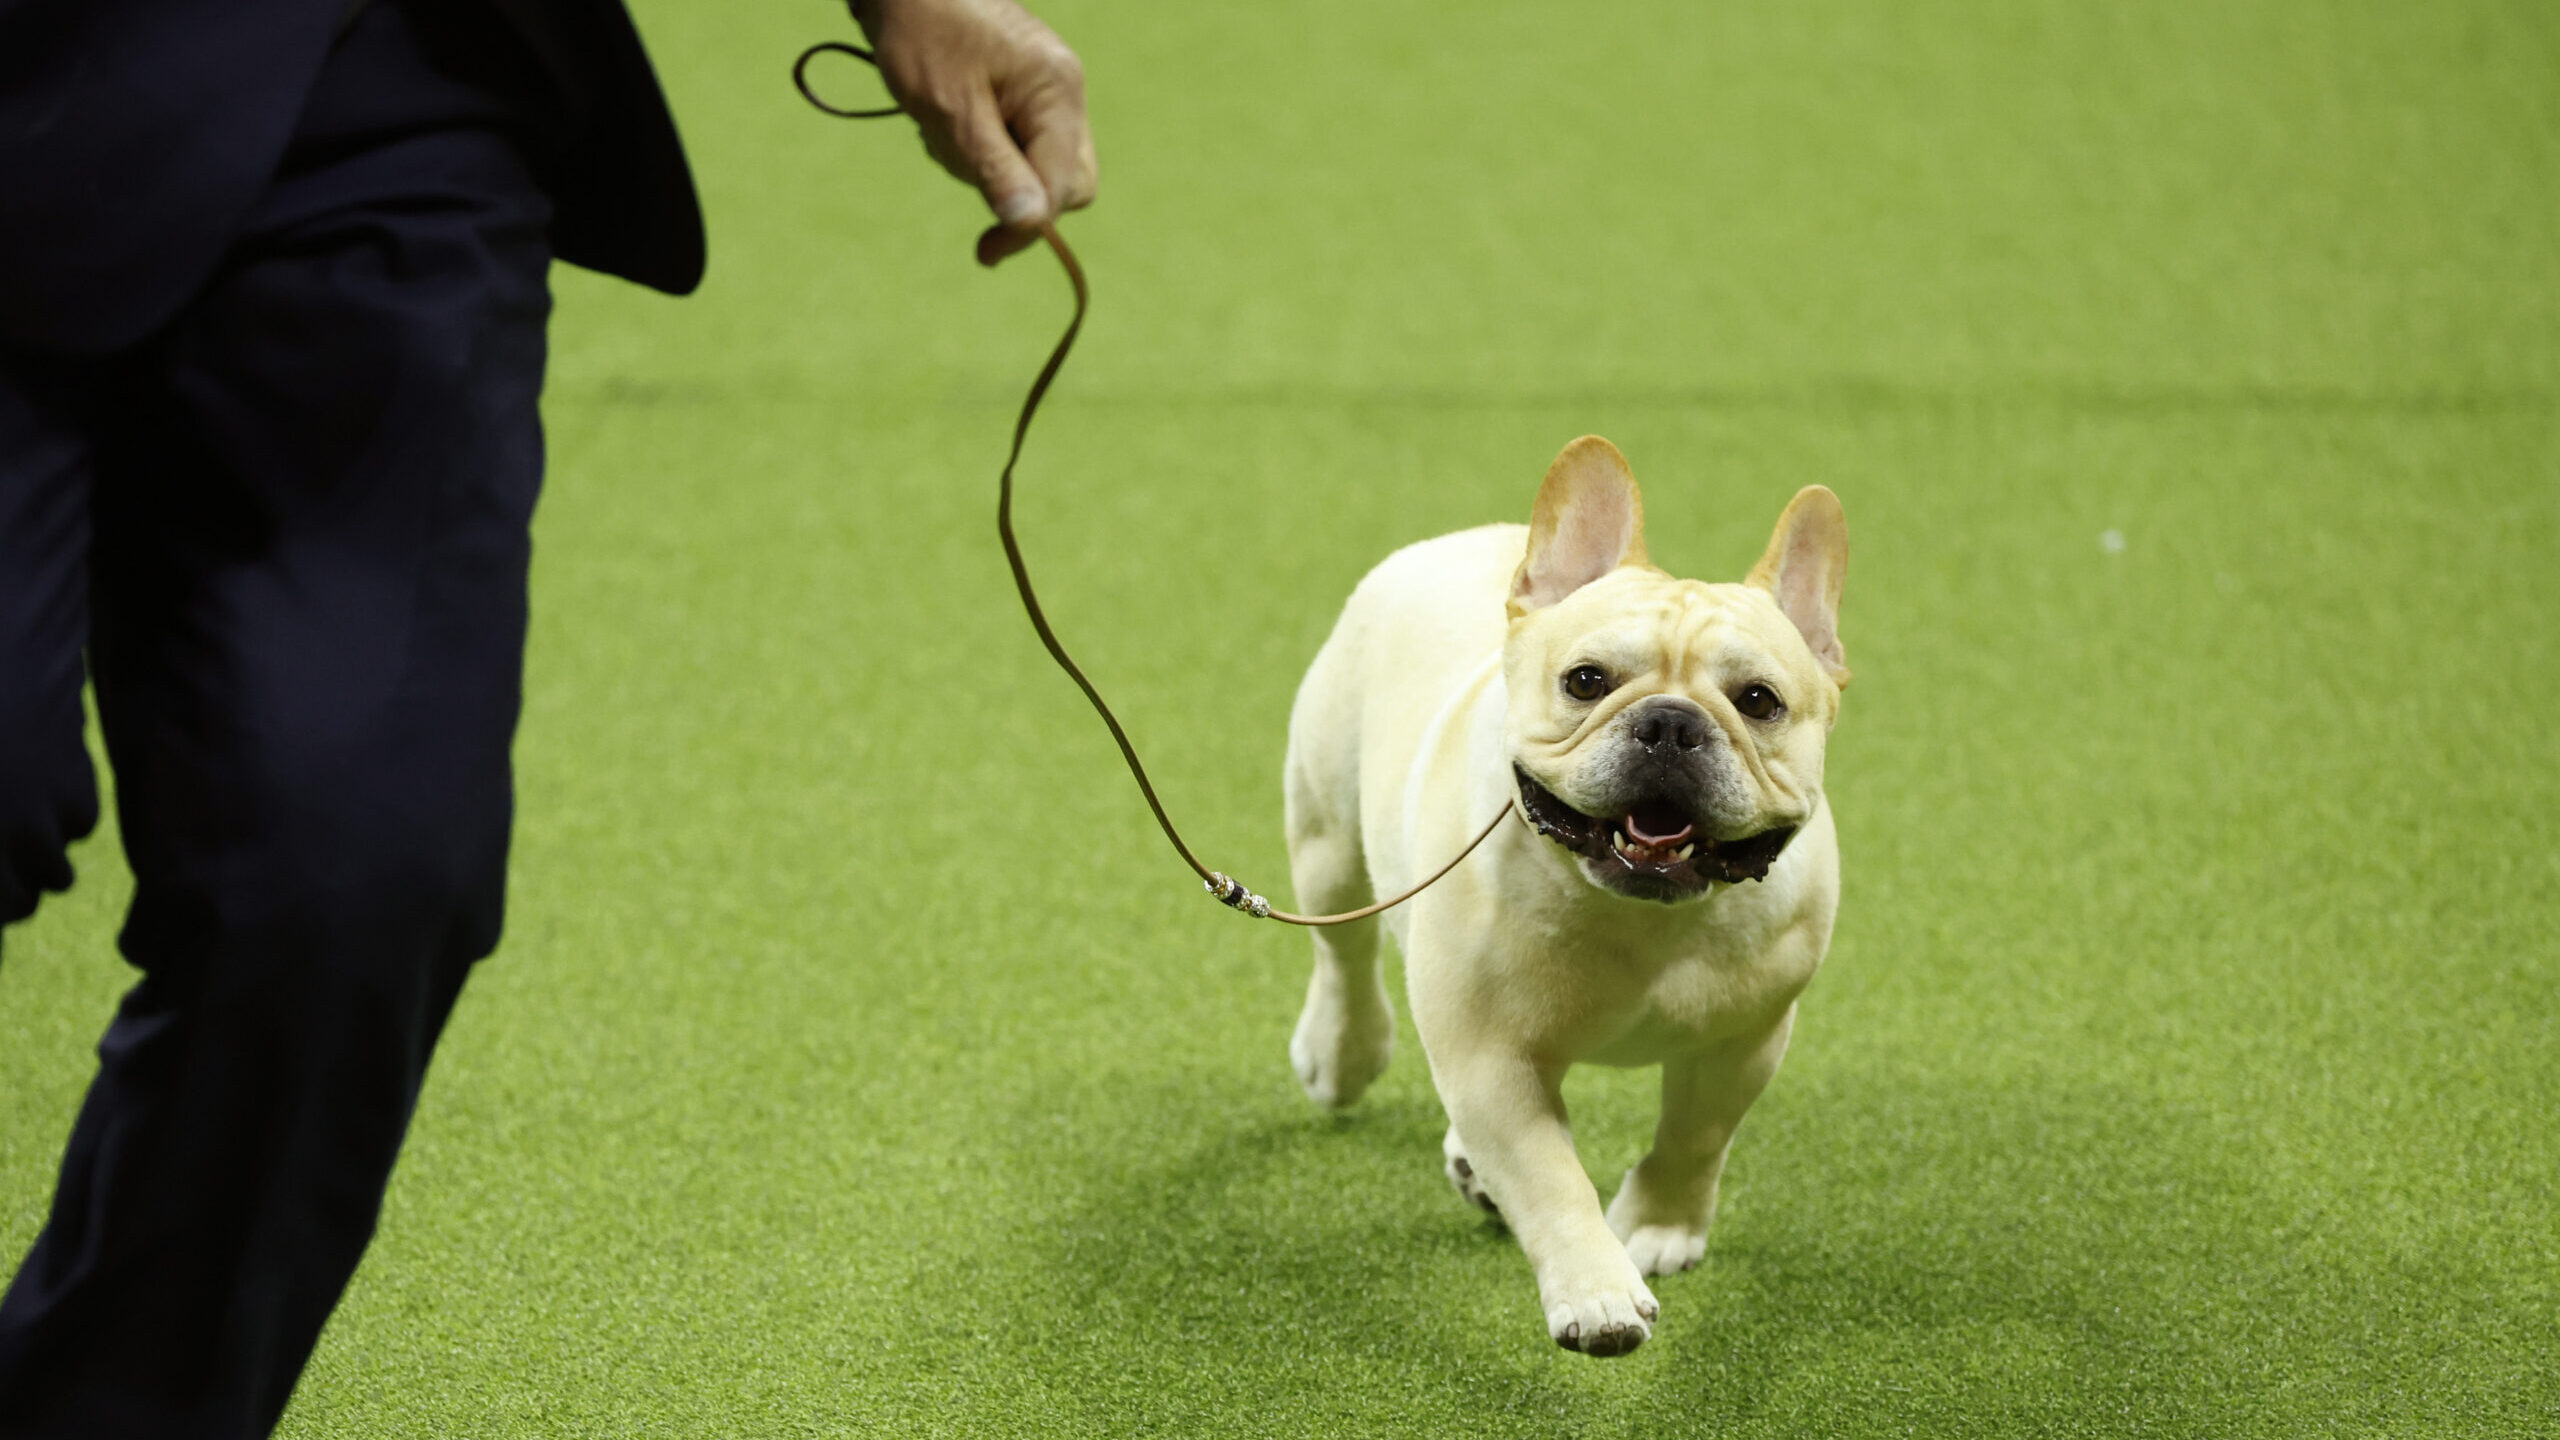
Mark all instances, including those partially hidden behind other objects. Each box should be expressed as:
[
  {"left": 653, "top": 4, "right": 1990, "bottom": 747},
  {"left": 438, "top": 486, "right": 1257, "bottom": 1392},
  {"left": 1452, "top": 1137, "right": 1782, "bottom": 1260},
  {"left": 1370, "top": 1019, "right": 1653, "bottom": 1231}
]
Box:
[
  {"left": 1613, "top": 830, "right": 1630, "bottom": 854},
  {"left": 1674, "top": 842, "right": 1694, "bottom": 861}
]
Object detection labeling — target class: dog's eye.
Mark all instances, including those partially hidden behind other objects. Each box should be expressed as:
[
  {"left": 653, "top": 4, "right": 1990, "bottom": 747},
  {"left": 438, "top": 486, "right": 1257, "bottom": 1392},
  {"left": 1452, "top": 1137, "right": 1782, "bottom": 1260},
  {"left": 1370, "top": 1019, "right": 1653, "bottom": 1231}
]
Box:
[
  {"left": 1562, "top": 665, "right": 1612, "bottom": 702},
  {"left": 1733, "top": 683, "right": 1784, "bottom": 720}
]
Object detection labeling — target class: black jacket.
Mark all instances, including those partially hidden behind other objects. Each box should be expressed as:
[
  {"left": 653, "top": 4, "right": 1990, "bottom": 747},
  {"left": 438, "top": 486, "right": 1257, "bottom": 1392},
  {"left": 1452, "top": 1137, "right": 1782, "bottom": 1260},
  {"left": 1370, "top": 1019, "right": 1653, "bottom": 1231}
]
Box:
[{"left": 0, "top": 0, "right": 704, "bottom": 354}]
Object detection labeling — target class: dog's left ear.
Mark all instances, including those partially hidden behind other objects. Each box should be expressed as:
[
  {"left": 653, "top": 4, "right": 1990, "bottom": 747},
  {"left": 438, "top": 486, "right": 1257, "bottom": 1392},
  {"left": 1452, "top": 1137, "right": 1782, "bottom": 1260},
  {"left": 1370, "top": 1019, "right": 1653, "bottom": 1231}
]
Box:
[
  {"left": 1747, "top": 485, "right": 1850, "bottom": 686},
  {"left": 1509, "top": 436, "right": 1649, "bottom": 618}
]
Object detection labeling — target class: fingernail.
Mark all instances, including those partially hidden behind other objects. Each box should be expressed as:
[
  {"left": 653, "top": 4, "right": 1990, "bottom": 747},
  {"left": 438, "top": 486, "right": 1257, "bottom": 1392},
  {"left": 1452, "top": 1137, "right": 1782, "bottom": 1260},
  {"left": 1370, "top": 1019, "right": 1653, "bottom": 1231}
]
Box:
[{"left": 996, "top": 189, "right": 1047, "bottom": 226}]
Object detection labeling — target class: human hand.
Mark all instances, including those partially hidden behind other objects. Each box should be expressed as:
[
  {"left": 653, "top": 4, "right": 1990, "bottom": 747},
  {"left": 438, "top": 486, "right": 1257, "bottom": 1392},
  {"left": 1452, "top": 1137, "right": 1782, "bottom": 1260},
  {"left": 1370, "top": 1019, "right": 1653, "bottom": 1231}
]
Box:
[{"left": 851, "top": 0, "right": 1097, "bottom": 265}]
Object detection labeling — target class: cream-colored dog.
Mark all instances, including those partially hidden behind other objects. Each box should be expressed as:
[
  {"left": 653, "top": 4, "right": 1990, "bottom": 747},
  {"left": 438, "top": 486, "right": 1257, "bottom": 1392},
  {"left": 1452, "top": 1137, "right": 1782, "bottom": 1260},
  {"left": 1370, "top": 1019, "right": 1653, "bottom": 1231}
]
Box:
[{"left": 1282, "top": 435, "right": 1848, "bottom": 1357}]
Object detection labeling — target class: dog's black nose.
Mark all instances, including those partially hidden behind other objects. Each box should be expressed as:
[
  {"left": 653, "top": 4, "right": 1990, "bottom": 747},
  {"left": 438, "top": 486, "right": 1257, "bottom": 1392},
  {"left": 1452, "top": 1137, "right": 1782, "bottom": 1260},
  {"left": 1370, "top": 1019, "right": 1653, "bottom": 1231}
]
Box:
[{"left": 1630, "top": 699, "right": 1711, "bottom": 751}]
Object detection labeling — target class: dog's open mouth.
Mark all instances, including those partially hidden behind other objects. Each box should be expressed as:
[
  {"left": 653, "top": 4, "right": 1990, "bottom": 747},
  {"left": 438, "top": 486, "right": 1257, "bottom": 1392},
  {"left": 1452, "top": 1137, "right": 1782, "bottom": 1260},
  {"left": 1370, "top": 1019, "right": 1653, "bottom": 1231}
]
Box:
[{"left": 1514, "top": 767, "right": 1796, "bottom": 900}]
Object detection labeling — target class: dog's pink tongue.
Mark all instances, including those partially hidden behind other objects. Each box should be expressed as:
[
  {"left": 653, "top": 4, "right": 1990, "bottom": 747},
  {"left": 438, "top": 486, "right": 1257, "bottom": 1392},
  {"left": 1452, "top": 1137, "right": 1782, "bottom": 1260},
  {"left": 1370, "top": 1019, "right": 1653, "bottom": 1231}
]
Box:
[{"left": 1623, "top": 804, "right": 1695, "bottom": 848}]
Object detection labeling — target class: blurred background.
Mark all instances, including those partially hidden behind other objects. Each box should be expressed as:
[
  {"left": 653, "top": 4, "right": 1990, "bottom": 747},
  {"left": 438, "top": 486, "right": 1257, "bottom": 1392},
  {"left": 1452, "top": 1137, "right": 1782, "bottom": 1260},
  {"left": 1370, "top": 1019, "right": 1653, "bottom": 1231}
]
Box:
[{"left": 3, "top": 1, "right": 2553, "bottom": 1434}]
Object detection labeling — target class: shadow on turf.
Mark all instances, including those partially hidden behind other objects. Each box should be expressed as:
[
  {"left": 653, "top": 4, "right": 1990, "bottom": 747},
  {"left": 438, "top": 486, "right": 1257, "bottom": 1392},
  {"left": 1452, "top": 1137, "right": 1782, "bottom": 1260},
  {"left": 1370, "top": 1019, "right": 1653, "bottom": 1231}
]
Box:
[{"left": 975, "top": 1066, "right": 2370, "bottom": 1436}]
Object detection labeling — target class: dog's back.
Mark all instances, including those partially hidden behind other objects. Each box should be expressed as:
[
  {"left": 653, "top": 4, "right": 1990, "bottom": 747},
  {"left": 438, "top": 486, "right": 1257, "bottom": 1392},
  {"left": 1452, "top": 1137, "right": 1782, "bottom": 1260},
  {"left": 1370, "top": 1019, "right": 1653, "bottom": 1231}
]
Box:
[{"left": 1283, "top": 523, "right": 1524, "bottom": 911}]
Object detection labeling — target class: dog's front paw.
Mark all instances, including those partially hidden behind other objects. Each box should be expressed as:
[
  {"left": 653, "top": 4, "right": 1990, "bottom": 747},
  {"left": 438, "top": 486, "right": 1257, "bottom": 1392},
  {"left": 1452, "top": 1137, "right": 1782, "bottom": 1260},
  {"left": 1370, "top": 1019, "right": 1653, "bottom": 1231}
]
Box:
[
  {"left": 1617, "top": 1222, "right": 1708, "bottom": 1276},
  {"left": 1540, "top": 1255, "right": 1659, "bottom": 1358},
  {"left": 1289, "top": 968, "right": 1394, "bottom": 1109},
  {"left": 1605, "top": 1165, "right": 1715, "bottom": 1276}
]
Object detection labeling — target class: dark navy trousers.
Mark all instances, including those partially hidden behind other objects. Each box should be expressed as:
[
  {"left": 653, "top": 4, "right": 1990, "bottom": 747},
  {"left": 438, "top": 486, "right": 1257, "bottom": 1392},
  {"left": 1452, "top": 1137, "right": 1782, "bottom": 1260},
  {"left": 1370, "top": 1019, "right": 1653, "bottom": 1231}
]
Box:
[{"left": 0, "top": 4, "right": 552, "bottom": 1434}]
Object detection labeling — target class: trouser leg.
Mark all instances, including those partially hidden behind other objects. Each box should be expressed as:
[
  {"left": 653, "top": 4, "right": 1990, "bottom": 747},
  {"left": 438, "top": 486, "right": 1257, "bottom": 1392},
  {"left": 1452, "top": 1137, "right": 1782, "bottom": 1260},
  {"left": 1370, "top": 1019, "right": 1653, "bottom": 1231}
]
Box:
[
  {"left": 0, "top": 354, "right": 101, "bottom": 938},
  {"left": 0, "top": 2, "right": 553, "bottom": 1434}
]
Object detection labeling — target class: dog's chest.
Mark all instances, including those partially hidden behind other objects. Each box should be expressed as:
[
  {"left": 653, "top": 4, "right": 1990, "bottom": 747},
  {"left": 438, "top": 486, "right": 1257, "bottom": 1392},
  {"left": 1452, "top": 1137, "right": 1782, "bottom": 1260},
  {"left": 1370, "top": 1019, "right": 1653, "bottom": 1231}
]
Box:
[{"left": 1584, "top": 931, "right": 1818, "bottom": 1066}]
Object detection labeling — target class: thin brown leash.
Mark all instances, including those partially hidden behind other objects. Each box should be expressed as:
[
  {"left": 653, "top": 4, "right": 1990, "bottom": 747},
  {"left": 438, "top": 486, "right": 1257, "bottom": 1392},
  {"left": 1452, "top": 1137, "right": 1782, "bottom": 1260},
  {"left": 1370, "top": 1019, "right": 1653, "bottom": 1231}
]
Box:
[{"left": 796, "top": 36, "right": 1515, "bottom": 926}]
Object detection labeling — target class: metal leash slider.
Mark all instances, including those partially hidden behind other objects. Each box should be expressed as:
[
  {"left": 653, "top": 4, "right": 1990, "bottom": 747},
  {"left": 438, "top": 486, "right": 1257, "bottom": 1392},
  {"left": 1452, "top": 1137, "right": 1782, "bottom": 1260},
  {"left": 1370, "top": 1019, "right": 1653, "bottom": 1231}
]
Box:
[{"left": 1205, "top": 874, "right": 1273, "bottom": 918}]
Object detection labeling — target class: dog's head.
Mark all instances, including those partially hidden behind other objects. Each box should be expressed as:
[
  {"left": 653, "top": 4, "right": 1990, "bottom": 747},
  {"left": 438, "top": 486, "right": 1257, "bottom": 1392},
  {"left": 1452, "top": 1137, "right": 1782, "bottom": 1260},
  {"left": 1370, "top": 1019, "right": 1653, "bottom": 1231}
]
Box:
[{"left": 1503, "top": 436, "right": 1848, "bottom": 905}]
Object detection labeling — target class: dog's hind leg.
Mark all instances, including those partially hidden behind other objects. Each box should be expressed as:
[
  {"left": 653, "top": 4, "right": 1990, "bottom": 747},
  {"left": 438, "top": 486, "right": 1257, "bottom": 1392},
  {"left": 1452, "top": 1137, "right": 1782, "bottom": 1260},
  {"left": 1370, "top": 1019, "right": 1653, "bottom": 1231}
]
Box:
[
  {"left": 1287, "top": 909, "right": 1389, "bottom": 1109},
  {"left": 1282, "top": 811, "right": 1390, "bottom": 1107},
  {"left": 1442, "top": 1126, "right": 1501, "bottom": 1216},
  {"left": 1282, "top": 662, "right": 1391, "bottom": 1108}
]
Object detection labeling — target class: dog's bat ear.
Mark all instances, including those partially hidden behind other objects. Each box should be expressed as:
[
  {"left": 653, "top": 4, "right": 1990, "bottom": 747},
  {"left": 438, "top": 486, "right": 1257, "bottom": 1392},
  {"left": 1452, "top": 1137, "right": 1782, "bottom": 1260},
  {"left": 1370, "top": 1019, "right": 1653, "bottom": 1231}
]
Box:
[
  {"left": 1747, "top": 485, "right": 1850, "bottom": 686},
  {"left": 1509, "top": 436, "right": 1649, "bottom": 617}
]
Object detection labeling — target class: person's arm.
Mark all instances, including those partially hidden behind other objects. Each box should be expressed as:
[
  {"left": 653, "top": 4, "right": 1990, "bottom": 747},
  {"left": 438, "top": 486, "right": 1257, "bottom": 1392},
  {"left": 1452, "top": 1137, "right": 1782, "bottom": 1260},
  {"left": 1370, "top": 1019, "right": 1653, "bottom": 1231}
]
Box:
[{"left": 851, "top": 0, "right": 1097, "bottom": 265}]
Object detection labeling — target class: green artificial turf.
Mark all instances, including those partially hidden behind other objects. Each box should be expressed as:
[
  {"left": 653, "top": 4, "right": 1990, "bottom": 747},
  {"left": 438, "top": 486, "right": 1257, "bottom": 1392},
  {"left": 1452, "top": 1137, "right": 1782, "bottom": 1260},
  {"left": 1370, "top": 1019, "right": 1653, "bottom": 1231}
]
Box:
[{"left": 4, "top": 0, "right": 2556, "bottom": 1434}]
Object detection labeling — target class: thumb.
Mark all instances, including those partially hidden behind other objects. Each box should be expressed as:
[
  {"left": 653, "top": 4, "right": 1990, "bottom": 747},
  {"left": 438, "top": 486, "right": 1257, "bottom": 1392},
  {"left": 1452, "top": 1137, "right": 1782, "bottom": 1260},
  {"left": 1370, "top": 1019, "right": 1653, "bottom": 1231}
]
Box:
[{"left": 950, "top": 101, "right": 1050, "bottom": 228}]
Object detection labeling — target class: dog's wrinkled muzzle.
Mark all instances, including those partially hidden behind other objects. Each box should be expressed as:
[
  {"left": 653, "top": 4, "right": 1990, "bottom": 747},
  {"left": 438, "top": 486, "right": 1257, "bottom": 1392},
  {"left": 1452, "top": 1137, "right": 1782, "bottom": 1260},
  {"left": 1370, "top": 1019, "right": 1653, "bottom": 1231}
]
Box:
[{"left": 1515, "top": 767, "right": 1796, "bottom": 899}]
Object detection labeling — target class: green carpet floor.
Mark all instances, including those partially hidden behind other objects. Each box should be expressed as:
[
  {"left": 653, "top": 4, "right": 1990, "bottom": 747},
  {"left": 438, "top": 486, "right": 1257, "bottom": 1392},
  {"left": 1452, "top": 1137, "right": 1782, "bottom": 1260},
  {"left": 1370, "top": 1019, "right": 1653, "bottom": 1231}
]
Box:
[{"left": 4, "top": 1, "right": 2554, "bottom": 1434}]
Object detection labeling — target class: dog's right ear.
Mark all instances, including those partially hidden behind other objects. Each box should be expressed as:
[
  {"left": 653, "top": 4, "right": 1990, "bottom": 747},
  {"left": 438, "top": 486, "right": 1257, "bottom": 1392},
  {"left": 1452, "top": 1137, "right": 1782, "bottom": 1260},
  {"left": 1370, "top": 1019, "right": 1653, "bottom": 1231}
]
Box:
[{"left": 1509, "top": 436, "right": 1649, "bottom": 618}]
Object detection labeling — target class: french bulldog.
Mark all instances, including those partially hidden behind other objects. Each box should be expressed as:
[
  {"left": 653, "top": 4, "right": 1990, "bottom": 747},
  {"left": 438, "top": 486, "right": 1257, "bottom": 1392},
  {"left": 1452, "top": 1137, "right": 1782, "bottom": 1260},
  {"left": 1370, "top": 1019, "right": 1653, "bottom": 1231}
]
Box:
[{"left": 1281, "top": 435, "right": 1848, "bottom": 1357}]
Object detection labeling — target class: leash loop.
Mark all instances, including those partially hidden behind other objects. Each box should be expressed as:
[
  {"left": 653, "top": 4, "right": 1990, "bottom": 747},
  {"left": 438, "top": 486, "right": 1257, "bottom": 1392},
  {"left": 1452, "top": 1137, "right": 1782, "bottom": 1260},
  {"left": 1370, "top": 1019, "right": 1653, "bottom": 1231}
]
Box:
[
  {"left": 792, "top": 41, "right": 903, "bottom": 118},
  {"left": 794, "top": 39, "right": 1516, "bottom": 925}
]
